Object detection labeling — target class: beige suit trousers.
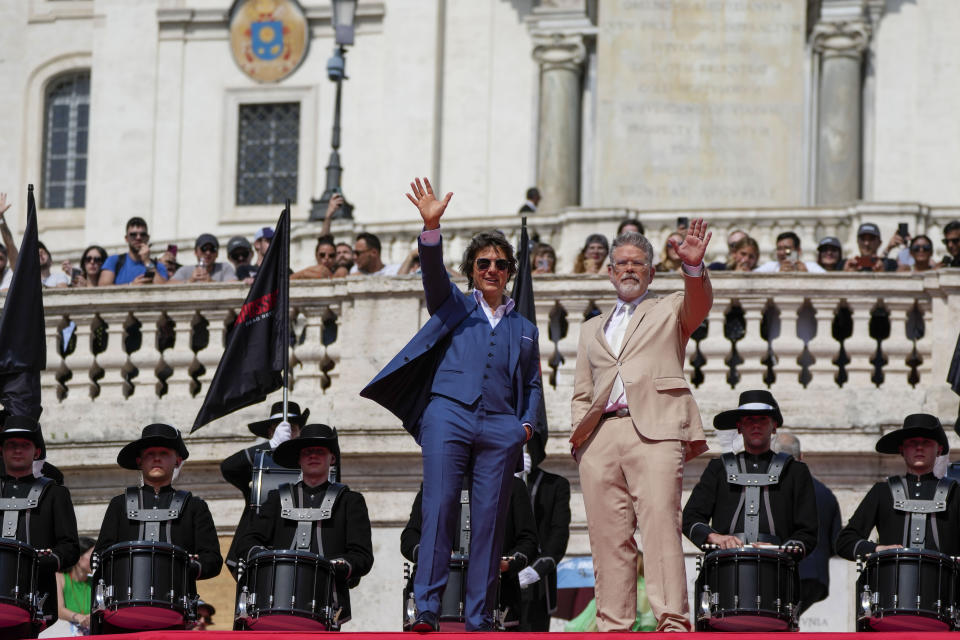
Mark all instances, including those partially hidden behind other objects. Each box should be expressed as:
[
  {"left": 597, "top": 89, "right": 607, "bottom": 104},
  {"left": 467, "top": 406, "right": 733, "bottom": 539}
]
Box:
[{"left": 578, "top": 415, "right": 690, "bottom": 631}]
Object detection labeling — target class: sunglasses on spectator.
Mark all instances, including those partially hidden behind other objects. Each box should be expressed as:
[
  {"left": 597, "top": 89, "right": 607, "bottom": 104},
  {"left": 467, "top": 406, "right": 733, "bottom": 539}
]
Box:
[
  {"left": 127, "top": 231, "right": 148, "bottom": 239},
  {"left": 230, "top": 251, "right": 250, "bottom": 261},
  {"left": 944, "top": 237, "right": 960, "bottom": 245},
  {"left": 317, "top": 251, "right": 335, "bottom": 258},
  {"left": 910, "top": 244, "right": 932, "bottom": 252},
  {"left": 84, "top": 255, "right": 103, "bottom": 264},
  {"left": 199, "top": 245, "right": 217, "bottom": 254},
  {"left": 475, "top": 258, "right": 509, "bottom": 271}
]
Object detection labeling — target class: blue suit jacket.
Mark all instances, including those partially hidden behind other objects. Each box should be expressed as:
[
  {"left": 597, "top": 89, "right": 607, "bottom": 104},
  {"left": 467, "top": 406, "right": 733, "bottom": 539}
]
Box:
[{"left": 360, "top": 237, "right": 542, "bottom": 442}]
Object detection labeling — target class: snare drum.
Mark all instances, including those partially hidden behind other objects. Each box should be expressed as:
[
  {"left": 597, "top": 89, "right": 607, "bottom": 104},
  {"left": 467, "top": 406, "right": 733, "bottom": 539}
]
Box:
[
  {"left": 0, "top": 539, "right": 38, "bottom": 627},
  {"left": 236, "top": 549, "right": 335, "bottom": 631},
  {"left": 695, "top": 547, "right": 799, "bottom": 631},
  {"left": 857, "top": 548, "right": 959, "bottom": 631},
  {"left": 94, "top": 541, "right": 191, "bottom": 630},
  {"left": 250, "top": 451, "right": 301, "bottom": 512}
]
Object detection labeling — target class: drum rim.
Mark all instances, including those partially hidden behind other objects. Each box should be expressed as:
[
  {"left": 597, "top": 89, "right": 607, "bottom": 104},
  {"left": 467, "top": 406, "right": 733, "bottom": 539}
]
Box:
[
  {"left": 0, "top": 539, "right": 37, "bottom": 555},
  {"left": 248, "top": 549, "right": 333, "bottom": 568},
  {"left": 868, "top": 548, "right": 958, "bottom": 561},
  {"left": 104, "top": 599, "right": 188, "bottom": 611},
  {"left": 101, "top": 541, "right": 190, "bottom": 557},
  {"left": 703, "top": 547, "right": 797, "bottom": 562}
]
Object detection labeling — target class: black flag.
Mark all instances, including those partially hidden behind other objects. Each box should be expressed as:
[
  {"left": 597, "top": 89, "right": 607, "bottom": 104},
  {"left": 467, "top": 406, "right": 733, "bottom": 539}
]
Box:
[
  {"left": 948, "top": 330, "right": 960, "bottom": 437},
  {"left": 510, "top": 217, "right": 547, "bottom": 441},
  {"left": 0, "top": 186, "right": 45, "bottom": 419},
  {"left": 192, "top": 204, "right": 290, "bottom": 432}
]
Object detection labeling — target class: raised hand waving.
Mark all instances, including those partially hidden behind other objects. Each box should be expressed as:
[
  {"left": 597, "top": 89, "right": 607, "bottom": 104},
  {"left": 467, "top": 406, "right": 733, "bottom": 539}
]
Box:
[
  {"left": 669, "top": 217, "right": 713, "bottom": 267},
  {"left": 406, "top": 177, "right": 453, "bottom": 231}
]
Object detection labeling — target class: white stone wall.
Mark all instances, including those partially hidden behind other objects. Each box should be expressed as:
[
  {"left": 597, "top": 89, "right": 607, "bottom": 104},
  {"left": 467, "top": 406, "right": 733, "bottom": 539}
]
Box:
[{"left": 872, "top": 0, "right": 960, "bottom": 203}]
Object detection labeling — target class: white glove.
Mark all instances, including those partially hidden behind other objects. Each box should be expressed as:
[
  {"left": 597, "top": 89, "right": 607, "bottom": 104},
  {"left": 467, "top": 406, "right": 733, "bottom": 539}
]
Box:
[
  {"left": 32, "top": 460, "right": 45, "bottom": 478},
  {"left": 518, "top": 566, "right": 540, "bottom": 587},
  {"left": 269, "top": 421, "right": 292, "bottom": 449}
]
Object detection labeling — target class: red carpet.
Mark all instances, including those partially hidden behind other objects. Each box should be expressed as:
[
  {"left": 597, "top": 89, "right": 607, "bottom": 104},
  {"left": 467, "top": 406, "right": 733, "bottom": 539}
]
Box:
[{"left": 41, "top": 633, "right": 960, "bottom": 639}]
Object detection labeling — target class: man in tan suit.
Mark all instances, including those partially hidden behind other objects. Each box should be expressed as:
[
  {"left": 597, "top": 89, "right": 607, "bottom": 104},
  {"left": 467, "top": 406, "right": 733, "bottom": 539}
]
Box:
[{"left": 571, "top": 219, "right": 713, "bottom": 631}]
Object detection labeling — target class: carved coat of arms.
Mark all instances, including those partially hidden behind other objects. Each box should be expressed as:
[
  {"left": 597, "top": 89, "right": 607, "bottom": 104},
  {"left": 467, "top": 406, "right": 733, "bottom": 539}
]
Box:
[{"left": 229, "top": 0, "right": 309, "bottom": 83}]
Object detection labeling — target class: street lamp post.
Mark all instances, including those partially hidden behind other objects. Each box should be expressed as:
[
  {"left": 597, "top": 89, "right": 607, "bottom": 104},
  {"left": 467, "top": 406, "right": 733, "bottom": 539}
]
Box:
[{"left": 310, "top": 0, "right": 358, "bottom": 221}]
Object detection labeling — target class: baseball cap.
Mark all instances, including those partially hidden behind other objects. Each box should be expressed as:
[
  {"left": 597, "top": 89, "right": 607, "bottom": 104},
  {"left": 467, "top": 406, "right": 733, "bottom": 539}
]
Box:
[
  {"left": 817, "top": 236, "right": 842, "bottom": 251},
  {"left": 227, "top": 236, "right": 252, "bottom": 255},
  {"left": 857, "top": 223, "right": 881, "bottom": 238},
  {"left": 254, "top": 227, "right": 275, "bottom": 241},
  {"left": 195, "top": 233, "right": 219, "bottom": 250}
]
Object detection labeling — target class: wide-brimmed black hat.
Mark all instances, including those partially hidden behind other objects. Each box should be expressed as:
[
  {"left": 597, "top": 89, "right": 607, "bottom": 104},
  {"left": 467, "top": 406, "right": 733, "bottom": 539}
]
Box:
[
  {"left": 273, "top": 424, "right": 339, "bottom": 469},
  {"left": 117, "top": 424, "right": 190, "bottom": 470},
  {"left": 247, "top": 401, "right": 310, "bottom": 439},
  {"left": 713, "top": 390, "right": 784, "bottom": 430},
  {"left": 876, "top": 413, "right": 949, "bottom": 455},
  {"left": 0, "top": 415, "right": 46, "bottom": 457}
]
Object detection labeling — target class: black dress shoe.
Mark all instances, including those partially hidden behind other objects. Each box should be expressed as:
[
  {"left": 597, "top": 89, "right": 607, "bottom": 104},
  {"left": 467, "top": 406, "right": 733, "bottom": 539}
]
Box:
[{"left": 412, "top": 611, "right": 438, "bottom": 632}]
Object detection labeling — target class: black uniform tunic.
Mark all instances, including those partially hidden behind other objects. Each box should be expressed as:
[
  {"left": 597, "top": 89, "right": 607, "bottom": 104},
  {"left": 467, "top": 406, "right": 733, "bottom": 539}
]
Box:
[
  {"left": 0, "top": 473, "right": 80, "bottom": 633},
  {"left": 401, "top": 477, "right": 539, "bottom": 628},
  {"left": 220, "top": 442, "right": 271, "bottom": 505},
  {"left": 236, "top": 480, "right": 374, "bottom": 624},
  {"left": 837, "top": 472, "right": 960, "bottom": 559},
  {"left": 95, "top": 485, "right": 223, "bottom": 579},
  {"left": 519, "top": 467, "right": 570, "bottom": 632},
  {"left": 682, "top": 451, "right": 819, "bottom": 554}
]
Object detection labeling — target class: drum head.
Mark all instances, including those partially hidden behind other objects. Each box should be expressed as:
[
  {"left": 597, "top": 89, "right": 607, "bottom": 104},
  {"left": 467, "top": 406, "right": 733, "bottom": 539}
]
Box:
[
  {"left": 870, "top": 615, "right": 951, "bottom": 632},
  {"left": 104, "top": 606, "right": 184, "bottom": 630},
  {"left": 0, "top": 603, "right": 31, "bottom": 626},
  {"left": 247, "top": 614, "right": 328, "bottom": 631}
]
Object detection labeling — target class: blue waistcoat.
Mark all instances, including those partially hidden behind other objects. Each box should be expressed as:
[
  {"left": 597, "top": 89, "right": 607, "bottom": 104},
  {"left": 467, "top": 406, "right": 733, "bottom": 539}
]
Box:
[{"left": 431, "top": 304, "right": 515, "bottom": 414}]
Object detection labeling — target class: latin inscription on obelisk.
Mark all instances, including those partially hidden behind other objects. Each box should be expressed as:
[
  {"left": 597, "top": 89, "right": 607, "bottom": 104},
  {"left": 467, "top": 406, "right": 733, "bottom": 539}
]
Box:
[{"left": 594, "top": 0, "right": 807, "bottom": 208}]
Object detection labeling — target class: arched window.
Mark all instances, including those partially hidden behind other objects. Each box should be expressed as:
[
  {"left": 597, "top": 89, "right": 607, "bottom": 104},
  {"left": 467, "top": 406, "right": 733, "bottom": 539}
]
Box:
[{"left": 42, "top": 71, "right": 90, "bottom": 208}]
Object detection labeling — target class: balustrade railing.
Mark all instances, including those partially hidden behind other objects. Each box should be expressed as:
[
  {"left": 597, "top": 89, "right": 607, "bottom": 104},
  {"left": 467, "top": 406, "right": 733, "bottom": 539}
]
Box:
[{"left": 31, "top": 269, "right": 960, "bottom": 455}]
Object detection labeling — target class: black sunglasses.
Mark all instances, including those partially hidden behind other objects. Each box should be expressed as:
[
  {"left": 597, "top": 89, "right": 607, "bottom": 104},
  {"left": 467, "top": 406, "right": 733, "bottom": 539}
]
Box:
[
  {"left": 475, "top": 258, "right": 509, "bottom": 272},
  {"left": 911, "top": 244, "right": 932, "bottom": 252}
]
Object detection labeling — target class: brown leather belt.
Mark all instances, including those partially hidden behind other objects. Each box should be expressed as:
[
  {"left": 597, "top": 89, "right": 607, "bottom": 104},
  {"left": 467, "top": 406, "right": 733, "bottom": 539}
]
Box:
[{"left": 601, "top": 407, "right": 630, "bottom": 421}]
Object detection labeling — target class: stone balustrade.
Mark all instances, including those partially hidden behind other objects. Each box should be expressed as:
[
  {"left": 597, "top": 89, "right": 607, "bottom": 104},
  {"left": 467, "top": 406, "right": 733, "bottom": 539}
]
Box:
[
  {"left": 24, "top": 268, "right": 960, "bottom": 631},
  {"left": 40, "top": 269, "right": 960, "bottom": 447}
]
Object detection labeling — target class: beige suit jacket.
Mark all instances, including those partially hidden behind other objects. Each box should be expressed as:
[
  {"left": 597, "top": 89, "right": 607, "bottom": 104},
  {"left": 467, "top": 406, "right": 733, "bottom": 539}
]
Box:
[{"left": 570, "top": 270, "right": 712, "bottom": 461}]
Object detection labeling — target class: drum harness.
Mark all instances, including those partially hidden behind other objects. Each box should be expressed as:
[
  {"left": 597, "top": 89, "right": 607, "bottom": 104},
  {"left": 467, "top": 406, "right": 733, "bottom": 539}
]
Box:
[
  {"left": 0, "top": 476, "right": 54, "bottom": 622},
  {"left": 886, "top": 475, "right": 955, "bottom": 549},
  {"left": 0, "top": 476, "right": 52, "bottom": 543},
  {"left": 124, "top": 487, "right": 190, "bottom": 543},
  {"left": 278, "top": 481, "right": 347, "bottom": 624},
  {"left": 721, "top": 452, "right": 789, "bottom": 545}
]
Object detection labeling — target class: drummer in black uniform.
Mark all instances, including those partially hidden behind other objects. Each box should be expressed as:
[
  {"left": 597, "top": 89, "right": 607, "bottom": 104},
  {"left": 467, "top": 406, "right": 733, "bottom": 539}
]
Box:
[
  {"left": 0, "top": 416, "right": 80, "bottom": 639},
  {"left": 401, "top": 475, "right": 539, "bottom": 630},
  {"left": 837, "top": 414, "right": 960, "bottom": 559},
  {"left": 220, "top": 400, "right": 309, "bottom": 504},
  {"left": 682, "top": 390, "right": 818, "bottom": 554},
  {"left": 235, "top": 424, "right": 373, "bottom": 628},
  {"left": 92, "top": 424, "right": 222, "bottom": 634}
]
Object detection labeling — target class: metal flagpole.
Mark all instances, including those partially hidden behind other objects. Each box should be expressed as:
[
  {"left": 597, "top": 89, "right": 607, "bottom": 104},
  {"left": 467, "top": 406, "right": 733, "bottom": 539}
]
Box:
[{"left": 281, "top": 199, "right": 291, "bottom": 425}]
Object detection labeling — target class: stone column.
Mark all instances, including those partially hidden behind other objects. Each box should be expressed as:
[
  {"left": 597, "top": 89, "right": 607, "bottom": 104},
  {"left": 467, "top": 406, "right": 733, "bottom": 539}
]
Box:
[
  {"left": 532, "top": 34, "right": 586, "bottom": 213},
  {"left": 813, "top": 20, "right": 870, "bottom": 205}
]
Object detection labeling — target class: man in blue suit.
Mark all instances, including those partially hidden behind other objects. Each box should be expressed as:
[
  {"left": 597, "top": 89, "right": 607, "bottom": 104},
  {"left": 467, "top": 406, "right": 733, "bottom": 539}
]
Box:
[{"left": 361, "top": 177, "right": 542, "bottom": 631}]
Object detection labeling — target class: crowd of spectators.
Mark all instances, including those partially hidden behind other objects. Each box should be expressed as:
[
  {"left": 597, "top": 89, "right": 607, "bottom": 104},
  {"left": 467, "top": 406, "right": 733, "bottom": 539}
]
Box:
[{"left": 1, "top": 189, "right": 958, "bottom": 294}]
